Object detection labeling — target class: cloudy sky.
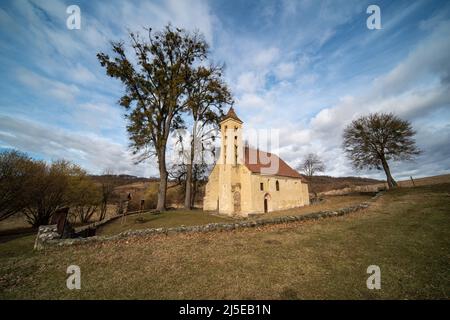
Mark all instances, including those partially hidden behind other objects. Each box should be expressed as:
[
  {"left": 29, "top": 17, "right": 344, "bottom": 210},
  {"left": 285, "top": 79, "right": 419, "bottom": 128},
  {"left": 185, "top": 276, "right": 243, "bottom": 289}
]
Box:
[{"left": 0, "top": 0, "right": 449, "bottom": 180}]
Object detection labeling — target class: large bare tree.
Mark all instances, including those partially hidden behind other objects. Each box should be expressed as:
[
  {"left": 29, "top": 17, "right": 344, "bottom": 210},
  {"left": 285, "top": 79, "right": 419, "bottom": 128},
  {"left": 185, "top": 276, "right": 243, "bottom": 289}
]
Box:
[
  {"left": 343, "top": 112, "right": 420, "bottom": 188},
  {"left": 97, "top": 25, "right": 208, "bottom": 211}
]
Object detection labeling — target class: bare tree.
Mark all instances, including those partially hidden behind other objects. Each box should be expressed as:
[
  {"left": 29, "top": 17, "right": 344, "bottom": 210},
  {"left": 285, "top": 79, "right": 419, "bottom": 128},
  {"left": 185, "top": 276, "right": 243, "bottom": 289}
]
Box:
[
  {"left": 168, "top": 161, "right": 210, "bottom": 208},
  {"left": 298, "top": 153, "right": 325, "bottom": 181},
  {"left": 98, "top": 169, "right": 118, "bottom": 221},
  {"left": 343, "top": 112, "right": 420, "bottom": 188},
  {"left": 68, "top": 173, "right": 101, "bottom": 223},
  {"left": 0, "top": 150, "right": 34, "bottom": 221},
  {"left": 98, "top": 25, "right": 209, "bottom": 211},
  {"left": 23, "top": 160, "right": 80, "bottom": 227}
]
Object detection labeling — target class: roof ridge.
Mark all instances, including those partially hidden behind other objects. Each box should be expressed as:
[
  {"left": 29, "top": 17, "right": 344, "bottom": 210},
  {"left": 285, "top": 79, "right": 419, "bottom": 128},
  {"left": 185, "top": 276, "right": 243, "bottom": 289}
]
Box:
[{"left": 243, "top": 146, "right": 305, "bottom": 181}]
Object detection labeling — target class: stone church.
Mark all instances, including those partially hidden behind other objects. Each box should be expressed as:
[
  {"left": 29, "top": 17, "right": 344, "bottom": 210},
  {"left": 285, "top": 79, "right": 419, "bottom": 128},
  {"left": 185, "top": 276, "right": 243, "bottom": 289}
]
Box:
[{"left": 204, "top": 107, "right": 309, "bottom": 216}]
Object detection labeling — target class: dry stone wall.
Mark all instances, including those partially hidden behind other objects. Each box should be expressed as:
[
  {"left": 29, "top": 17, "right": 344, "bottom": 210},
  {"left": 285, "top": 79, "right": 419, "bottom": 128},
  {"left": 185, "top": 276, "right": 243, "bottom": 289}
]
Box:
[{"left": 34, "top": 192, "right": 383, "bottom": 250}]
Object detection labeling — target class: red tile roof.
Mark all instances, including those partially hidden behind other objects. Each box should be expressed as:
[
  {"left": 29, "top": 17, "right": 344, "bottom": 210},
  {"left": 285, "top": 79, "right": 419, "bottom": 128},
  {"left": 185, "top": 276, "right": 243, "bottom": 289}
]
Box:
[{"left": 244, "top": 147, "right": 306, "bottom": 181}]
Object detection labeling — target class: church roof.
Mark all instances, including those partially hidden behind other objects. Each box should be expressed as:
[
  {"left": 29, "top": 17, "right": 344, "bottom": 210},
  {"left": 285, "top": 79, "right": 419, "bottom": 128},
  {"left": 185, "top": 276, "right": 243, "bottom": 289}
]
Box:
[
  {"left": 221, "top": 107, "right": 243, "bottom": 124},
  {"left": 244, "top": 147, "right": 306, "bottom": 181}
]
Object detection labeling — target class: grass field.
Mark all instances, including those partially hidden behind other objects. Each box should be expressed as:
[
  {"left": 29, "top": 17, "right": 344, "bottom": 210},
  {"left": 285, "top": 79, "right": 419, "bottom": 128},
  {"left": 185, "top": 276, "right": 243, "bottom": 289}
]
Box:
[
  {"left": 96, "top": 194, "right": 373, "bottom": 236},
  {"left": 0, "top": 183, "right": 449, "bottom": 299},
  {"left": 97, "top": 209, "right": 234, "bottom": 236}
]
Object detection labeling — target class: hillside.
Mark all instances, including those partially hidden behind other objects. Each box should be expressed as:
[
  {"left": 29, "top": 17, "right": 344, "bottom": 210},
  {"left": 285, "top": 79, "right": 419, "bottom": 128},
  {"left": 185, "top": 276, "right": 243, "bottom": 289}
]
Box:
[
  {"left": 89, "top": 174, "right": 156, "bottom": 187},
  {"left": 305, "top": 175, "right": 384, "bottom": 194},
  {"left": 111, "top": 175, "right": 384, "bottom": 208}
]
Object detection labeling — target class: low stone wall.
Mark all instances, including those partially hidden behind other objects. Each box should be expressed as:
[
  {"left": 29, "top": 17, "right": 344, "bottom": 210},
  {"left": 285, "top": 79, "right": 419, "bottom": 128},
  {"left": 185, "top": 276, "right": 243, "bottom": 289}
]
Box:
[
  {"left": 34, "top": 192, "right": 383, "bottom": 250},
  {"left": 34, "top": 225, "right": 60, "bottom": 250}
]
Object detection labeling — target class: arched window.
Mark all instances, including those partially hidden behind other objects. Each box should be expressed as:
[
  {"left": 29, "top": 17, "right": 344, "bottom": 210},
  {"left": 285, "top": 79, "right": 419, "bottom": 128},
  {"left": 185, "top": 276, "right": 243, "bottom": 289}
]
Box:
[{"left": 276, "top": 180, "right": 280, "bottom": 191}]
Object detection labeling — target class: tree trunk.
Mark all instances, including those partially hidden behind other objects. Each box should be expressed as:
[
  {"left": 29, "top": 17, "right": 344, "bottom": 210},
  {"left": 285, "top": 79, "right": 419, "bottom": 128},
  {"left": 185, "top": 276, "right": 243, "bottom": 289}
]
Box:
[
  {"left": 184, "top": 164, "right": 192, "bottom": 209},
  {"left": 381, "top": 156, "right": 398, "bottom": 189},
  {"left": 157, "top": 147, "right": 168, "bottom": 211},
  {"left": 99, "top": 202, "right": 107, "bottom": 221},
  {"left": 191, "top": 178, "right": 197, "bottom": 208},
  {"left": 184, "top": 120, "right": 197, "bottom": 210}
]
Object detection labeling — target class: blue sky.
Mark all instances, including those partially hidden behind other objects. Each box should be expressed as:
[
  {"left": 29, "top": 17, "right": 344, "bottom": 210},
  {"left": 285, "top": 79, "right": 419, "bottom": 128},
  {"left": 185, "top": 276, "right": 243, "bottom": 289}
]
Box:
[{"left": 0, "top": 0, "right": 449, "bottom": 180}]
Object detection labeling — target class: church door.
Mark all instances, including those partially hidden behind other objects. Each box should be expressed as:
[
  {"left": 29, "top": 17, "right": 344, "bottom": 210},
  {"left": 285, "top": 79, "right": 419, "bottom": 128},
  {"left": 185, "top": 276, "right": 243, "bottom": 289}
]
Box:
[{"left": 264, "top": 193, "right": 270, "bottom": 213}]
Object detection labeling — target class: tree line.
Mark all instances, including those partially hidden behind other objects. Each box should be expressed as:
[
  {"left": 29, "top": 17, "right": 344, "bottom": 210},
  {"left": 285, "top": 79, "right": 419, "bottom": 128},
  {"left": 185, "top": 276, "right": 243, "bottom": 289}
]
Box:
[{"left": 0, "top": 150, "right": 117, "bottom": 227}]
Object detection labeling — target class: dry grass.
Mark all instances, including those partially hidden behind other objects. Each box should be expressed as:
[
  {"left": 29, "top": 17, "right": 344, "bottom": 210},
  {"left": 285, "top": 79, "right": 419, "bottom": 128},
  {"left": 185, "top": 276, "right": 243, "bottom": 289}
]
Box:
[
  {"left": 398, "top": 174, "right": 450, "bottom": 187},
  {"left": 0, "top": 183, "right": 449, "bottom": 299},
  {"left": 97, "top": 194, "right": 372, "bottom": 236},
  {"left": 96, "top": 209, "right": 234, "bottom": 236},
  {"left": 253, "top": 194, "right": 374, "bottom": 219}
]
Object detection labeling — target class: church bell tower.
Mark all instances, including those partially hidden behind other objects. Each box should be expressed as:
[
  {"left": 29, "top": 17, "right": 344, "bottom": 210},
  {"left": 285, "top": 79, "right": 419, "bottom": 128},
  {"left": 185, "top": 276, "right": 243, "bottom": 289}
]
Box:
[{"left": 218, "top": 107, "right": 243, "bottom": 214}]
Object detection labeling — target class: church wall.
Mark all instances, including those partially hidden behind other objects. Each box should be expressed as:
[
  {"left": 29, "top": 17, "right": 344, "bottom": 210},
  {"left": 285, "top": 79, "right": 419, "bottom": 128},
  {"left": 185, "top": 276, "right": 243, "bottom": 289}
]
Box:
[
  {"left": 204, "top": 164, "right": 310, "bottom": 216},
  {"left": 203, "top": 165, "right": 219, "bottom": 211},
  {"left": 237, "top": 166, "right": 253, "bottom": 215},
  {"left": 248, "top": 174, "right": 309, "bottom": 213},
  {"left": 301, "top": 183, "right": 310, "bottom": 206}
]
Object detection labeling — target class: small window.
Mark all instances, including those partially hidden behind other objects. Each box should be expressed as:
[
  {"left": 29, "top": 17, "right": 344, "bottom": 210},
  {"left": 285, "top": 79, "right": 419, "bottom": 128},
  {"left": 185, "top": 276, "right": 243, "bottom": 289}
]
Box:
[
  {"left": 234, "top": 135, "right": 237, "bottom": 140},
  {"left": 260, "top": 183, "right": 264, "bottom": 191},
  {"left": 276, "top": 180, "right": 280, "bottom": 191},
  {"left": 224, "top": 145, "right": 227, "bottom": 163}
]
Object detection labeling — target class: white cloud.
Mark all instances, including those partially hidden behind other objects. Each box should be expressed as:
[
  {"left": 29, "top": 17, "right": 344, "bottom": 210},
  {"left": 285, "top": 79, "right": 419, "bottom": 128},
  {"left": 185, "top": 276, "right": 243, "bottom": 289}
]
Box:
[
  {"left": 236, "top": 72, "right": 264, "bottom": 93},
  {"left": 274, "top": 62, "right": 295, "bottom": 80},
  {"left": 238, "top": 93, "right": 267, "bottom": 109},
  {"left": 16, "top": 68, "right": 80, "bottom": 102},
  {"left": 253, "top": 47, "right": 279, "bottom": 68},
  {"left": 0, "top": 115, "right": 156, "bottom": 176}
]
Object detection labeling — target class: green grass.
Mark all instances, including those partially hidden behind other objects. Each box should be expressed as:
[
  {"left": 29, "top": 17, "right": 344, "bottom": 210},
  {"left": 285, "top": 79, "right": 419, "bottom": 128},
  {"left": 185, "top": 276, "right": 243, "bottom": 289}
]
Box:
[
  {"left": 0, "top": 184, "right": 449, "bottom": 299},
  {"left": 96, "top": 209, "right": 234, "bottom": 236}
]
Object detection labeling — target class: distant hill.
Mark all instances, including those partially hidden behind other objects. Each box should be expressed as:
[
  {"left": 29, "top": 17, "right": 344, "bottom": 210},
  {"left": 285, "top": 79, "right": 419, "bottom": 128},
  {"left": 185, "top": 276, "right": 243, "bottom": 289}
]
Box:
[
  {"left": 306, "top": 175, "right": 384, "bottom": 194},
  {"left": 89, "top": 174, "right": 157, "bottom": 187}
]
